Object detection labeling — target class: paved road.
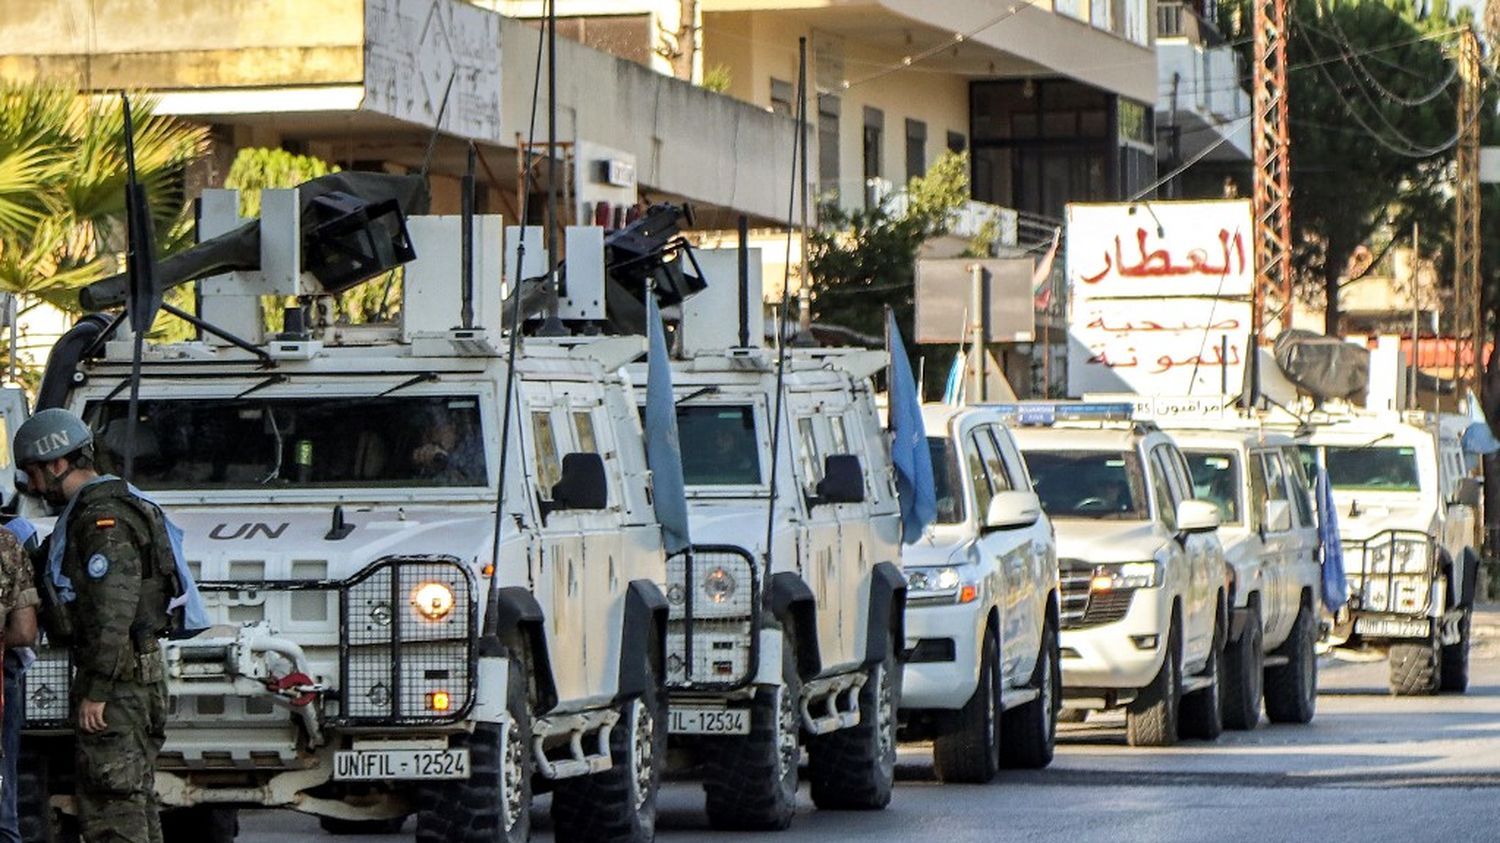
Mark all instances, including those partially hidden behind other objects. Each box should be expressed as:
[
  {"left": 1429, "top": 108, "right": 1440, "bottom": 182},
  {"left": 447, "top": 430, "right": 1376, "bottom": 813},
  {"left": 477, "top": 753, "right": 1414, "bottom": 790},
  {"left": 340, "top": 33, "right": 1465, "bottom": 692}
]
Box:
[{"left": 241, "top": 633, "right": 1500, "bottom": 843}]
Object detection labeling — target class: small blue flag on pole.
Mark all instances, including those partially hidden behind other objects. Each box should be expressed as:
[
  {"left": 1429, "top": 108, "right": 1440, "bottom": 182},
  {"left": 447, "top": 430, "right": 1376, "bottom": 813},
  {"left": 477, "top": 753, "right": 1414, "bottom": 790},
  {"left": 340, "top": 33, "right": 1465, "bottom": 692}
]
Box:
[
  {"left": 1314, "top": 465, "right": 1347, "bottom": 611},
  {"left": 887, "top": 310, "right": 936, "bottom": 544},
  {"left": 644, "top": 289, "right": 691, "bottom": 554}
]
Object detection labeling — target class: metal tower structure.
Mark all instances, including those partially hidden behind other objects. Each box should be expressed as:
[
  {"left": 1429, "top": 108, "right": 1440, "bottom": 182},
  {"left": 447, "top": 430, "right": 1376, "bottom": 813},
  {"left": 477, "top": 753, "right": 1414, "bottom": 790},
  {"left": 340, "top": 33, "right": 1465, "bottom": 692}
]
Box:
[
  {"left": 1454, "top": 28, "right": 1482, "bottom": 401},
  {"left": 1252, "top": 0, "right": 1293, "bottom": 335}
]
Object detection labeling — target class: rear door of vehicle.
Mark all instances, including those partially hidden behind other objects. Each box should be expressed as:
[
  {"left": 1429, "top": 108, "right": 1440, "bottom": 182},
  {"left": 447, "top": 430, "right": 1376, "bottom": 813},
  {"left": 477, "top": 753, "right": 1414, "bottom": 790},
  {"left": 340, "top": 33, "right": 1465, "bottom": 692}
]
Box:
[
  {"left": 968, "top": 424, "right": 1031, "bottom": 682},
  {"left": 1280, "top": 444, "right": 1322, "bottom": 617},
  {"left": 790, "top": 398, "right": 853, "bottom": 672},
  {"left": 1146, "top": 443, "right": 1198, "bottom": 652},
  {"left": 987, "top": 422, "right": 1051, "bottom": 686},
  {"left": 1250, "top": 449, "right": 1296, "bottom": 645}
]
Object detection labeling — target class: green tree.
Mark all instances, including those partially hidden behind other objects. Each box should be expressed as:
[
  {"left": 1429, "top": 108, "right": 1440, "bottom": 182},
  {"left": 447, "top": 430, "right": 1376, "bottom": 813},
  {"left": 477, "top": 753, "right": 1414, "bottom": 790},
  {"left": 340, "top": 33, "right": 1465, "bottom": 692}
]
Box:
[
  {"left": 806, "top": 150, "right": 972, "bottom": 340},
  {"left": 1224, "top": 0, "right": 1481, "bottom": 335},
  {"left": 0, "top": 81, "right": 207, "bottom": 310}
]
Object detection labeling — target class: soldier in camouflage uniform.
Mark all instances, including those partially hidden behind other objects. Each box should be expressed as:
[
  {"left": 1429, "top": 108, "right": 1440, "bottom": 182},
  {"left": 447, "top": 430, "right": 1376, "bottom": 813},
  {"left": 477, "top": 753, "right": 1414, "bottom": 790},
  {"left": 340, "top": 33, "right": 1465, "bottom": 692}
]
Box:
[{"left": 15, "top": 409, "right": 170, "bottom": 843}]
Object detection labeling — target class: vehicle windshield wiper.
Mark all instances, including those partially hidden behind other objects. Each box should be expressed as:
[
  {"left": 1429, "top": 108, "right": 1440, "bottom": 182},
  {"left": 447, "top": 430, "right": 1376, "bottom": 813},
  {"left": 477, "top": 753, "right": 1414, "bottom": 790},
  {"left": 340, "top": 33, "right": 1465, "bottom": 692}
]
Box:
[
  {"left": 676, "top": 386, "right": 719, "bottom": 405},
  {"left": 260, "top": 406, "right": 284, "bottom": 485},
  {"left": 1349, "top": 432, "right": 1395, "bottom": 451}
]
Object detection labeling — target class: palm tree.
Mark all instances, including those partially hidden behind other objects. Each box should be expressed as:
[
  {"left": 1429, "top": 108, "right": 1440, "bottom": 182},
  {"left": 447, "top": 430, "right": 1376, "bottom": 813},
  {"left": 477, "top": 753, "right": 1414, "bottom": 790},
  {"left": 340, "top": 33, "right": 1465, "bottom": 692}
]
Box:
[{"left": 0, "top": 81, "right": 207, "bottom": 310}]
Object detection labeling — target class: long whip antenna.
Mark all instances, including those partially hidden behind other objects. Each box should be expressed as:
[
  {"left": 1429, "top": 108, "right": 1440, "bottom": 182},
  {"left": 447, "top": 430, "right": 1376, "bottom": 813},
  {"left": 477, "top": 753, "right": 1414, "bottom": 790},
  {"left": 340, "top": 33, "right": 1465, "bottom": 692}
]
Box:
[
  {"left": 483, "top": 0, "right": 553, "bottom": 638},
  {"left": 417, "top": 72, "right": 458, "bottom": 183},
  {"left": 762, "top": 38, "right": 808, "bottom": 587},
  {"left": 120, "top": 94, "right": 160, "bottom": 484}
]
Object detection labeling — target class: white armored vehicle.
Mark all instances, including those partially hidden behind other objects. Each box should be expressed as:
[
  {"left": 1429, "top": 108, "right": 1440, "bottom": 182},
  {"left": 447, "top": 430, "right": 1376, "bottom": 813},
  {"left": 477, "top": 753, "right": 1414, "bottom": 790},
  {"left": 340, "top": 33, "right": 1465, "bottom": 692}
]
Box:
[
  {"left": 898, "top": 404, "right": 1060, "bottom": 783},
  {"left": 1297, "top": 408, "right": 1479, "bottom": 695},
  {"left": 625, "top": 284, "right": 906, "bottom": 830},
  {"left": 20, "top": 178, "right": 682, "bottom": 843},
  {"left": 1169, "top": 428, "right": 1321, "bottom": 727},
  {"left": 1010, "top": 403, "right": 1227, "bottom": 746}
]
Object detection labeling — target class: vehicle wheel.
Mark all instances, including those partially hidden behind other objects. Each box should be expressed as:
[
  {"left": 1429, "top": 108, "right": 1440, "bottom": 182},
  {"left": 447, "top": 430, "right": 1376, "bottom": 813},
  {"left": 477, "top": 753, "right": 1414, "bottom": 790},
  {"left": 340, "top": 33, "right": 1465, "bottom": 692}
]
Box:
[
  {"left": 1179, "top": 621, "right": 1224, "bottom": 741},
  {"left": 163, "top": 807, "right": 239, "bottom": 842},
  {"left": 1265, "top": 601, "right": 1318, "bottom": 722},
  {"left": 808, "top": 626, "right": 900, "bottom": 810},
  {"left": 704, "top": 630, "right": 802, "bottom": 829},
  {"left": 552, "top": 645, "right": 665, "bottom": 842},
  {"left": 1221, "top": 605, "right": 1264, "bottom": 730},
  {"left": 1000, "top": 619, "right": 1059, "bottom": 769},
  {"left": 1440, "top": 611, "right": 1471, "bottom": 693},
  {"left": 1126, "top": 618, "right": 1180, "bottom": 748},
  {"left": 416, "top": 657, "right": 532, "bottom": 843},
  {"left": 932, "top": 626, "right": 1002, "bottom": 783},
  {"left": 18, "top": 739, "right": 79, "bottom": 843},
  {"left": 319, "top": 816, "right": 406, "bottom": 835},
  {"left": 1389, "top": 625, "right": 1443, "bottom": 697}
]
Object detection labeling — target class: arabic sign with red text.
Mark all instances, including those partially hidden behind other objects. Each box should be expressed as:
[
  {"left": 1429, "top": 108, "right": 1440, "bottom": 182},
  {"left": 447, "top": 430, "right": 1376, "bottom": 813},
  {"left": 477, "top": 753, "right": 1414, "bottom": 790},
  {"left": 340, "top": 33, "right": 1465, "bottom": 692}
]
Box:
[
  {"left": 1067, "top": 296, "right": 1251, "bottom": 395},
  {"left": 1066, "top": 200, "right": 1254, "bottom": 299}
]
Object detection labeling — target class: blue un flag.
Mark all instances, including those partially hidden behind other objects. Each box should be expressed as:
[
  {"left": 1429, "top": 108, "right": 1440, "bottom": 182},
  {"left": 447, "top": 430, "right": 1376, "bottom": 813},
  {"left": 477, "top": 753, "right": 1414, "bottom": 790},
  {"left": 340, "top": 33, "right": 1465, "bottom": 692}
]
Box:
[
  {"left": 644, "top": 290, "right": 691, "bottom": 555},
  {"left": 887, "top": 310, "right": 936, "bottom": 544}
]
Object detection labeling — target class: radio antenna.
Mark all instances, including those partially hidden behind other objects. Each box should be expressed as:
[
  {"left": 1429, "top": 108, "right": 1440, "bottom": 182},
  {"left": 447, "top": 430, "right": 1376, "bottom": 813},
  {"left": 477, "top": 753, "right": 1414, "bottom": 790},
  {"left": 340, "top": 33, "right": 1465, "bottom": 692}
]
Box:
[
  {"left": 120, "top": 94, "right": 162, "bottom": 483},
  {"left": 418, "top": 72, "right": 457, "bottom": 183}
]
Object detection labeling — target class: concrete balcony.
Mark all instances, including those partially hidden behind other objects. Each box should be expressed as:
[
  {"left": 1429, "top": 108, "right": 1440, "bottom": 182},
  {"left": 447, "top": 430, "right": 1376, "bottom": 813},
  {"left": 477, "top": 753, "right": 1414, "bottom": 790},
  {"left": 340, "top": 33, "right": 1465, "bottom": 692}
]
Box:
[{"left": 1155, "top": 1, "right": 1251, "bottom": 163}]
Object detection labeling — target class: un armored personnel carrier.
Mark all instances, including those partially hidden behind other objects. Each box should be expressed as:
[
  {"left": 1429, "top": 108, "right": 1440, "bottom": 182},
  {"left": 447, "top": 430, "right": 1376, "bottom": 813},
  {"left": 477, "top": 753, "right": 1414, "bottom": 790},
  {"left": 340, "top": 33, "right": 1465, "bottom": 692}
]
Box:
[{"left": 19, "top": 177, "right": 683, "bottom": 843}]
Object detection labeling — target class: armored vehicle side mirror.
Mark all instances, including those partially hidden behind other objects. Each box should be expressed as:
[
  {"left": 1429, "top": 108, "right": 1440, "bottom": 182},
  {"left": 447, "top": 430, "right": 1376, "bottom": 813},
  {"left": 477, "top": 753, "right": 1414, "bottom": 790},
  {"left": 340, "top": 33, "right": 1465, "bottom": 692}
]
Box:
[
  {"left": 810, "top": 454, "right": 865, "bottom": 506},
  {"left": 540, "top": 453, "right": 609, "bottom": 520},
  {"left": 984, "top": 490, "right": 1042, "bottom": 531},
  {"left": 1176, "top": 499, "right": 1220, "bottom": 534},
  {"left": 1453, "top": 477, "right": 1481, "bottom": 509},
  {"left": 1264, "top": 499, "right": 1293, "bottom": 533}
]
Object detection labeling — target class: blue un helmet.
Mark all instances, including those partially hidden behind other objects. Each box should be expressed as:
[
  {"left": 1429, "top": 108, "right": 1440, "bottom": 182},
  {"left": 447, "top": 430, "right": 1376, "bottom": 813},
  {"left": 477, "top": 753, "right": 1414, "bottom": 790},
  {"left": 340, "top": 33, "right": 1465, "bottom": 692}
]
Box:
[{"left": 14, "top": 408, "right": 94, "bottom": 467}]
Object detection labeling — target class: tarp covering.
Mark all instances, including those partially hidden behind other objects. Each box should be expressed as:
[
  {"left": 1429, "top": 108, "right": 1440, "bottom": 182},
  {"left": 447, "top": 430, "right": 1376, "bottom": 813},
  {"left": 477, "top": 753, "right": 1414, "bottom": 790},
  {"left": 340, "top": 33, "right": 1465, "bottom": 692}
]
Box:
[{"left": 1273, "top": 330, "right": 1370, "bottom": 401}]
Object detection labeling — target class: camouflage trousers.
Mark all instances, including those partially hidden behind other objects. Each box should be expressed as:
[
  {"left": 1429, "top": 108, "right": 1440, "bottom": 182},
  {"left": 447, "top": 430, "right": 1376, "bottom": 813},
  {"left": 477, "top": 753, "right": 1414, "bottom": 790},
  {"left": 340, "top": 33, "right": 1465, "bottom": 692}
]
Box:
[{"left": 74, "top": 678, "right": 167, "bottom": 843}]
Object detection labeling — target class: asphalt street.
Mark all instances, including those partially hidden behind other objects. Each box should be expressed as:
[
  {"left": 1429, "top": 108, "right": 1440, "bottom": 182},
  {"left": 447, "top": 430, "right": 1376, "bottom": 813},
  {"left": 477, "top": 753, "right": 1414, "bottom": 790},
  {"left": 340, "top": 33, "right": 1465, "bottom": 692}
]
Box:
[{"left": 240, "top": 621, "right": 1500, "bottom": 843}]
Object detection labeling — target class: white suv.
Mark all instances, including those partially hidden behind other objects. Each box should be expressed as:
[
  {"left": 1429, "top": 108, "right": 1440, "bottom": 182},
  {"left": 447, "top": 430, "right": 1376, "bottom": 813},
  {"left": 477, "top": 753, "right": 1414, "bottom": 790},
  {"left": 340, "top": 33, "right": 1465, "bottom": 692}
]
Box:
[
  {"left": 898, "top": 405, "right": 1060, "bottom": 783},
  {"left": 1171, "top": 429, "right": 1321, "bottom": 727},
  {"left": 1011, "top": 406, "right": 1227, "bottom": 746}
]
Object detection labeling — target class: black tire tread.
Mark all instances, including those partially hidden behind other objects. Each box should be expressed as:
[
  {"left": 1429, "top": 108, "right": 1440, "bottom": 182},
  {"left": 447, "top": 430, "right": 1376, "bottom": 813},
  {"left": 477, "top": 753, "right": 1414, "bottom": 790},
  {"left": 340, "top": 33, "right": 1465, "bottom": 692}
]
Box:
[
  {"left": 932, "top": 628, "right": 1000, "bottom": 783},
  {"left": 999, "top": 621, "right": 1059, "bottom": 769},
  {"left": 1389, "top": 640, "right": 1442, "bottom": 696},
  {"left": 1179, "top": 640, "right": 1223, "bottom": 741},
  {"left": 1221, "top": 606, "right": 1263, "bottom": 731},
  {"left": 1126, "top": 621, "right": 1180, "bottom": 748},
  {"left": 808, "top": 629, "right": 899, "bottom": 810},
  {"left": 703, "top": 633, "right": 801, "bottom": 830},
  {"left": 1265, "top": 602, "right": 1318, "bottom": 721}
]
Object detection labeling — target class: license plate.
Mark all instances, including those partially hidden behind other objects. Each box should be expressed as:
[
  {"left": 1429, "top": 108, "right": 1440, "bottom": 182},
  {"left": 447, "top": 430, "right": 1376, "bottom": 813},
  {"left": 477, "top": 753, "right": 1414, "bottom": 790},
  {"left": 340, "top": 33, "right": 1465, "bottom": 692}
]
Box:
[
  {"left": 668, "top": 707, "right": 750, "bottom": 735},
  {"left": 333, "top": 748, "right": 470, "bottom": 781},
  {"left": 1355, "top": 617, "right": 1431, "bottom": 639}
]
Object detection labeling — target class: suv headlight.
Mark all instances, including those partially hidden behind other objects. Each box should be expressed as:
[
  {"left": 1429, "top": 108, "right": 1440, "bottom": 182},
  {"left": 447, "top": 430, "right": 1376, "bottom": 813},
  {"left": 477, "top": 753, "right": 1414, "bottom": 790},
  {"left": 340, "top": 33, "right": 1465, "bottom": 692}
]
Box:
[
  {"left": 410, "top": 581, "right": 456, "bottom": 621},
  {"left": 906, "top": 562, "right": 979, "bottom": 604},
  {"left": 1090, "top": 561, "right": 1160, "bottom": 591}
]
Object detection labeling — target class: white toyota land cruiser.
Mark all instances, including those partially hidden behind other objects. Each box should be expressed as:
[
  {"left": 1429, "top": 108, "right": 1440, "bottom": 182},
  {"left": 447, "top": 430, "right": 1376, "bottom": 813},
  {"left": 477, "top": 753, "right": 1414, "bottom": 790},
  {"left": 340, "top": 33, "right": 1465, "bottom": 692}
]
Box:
[
  {"left": 20, "top": 187, "right": 676, "bottom": 843},
  {"left": 1010, "top": 404, "right": 1227, "bottom": 746},
  {"left": 1297, "top": 408, "right": 1479, "bottom": 695},
  {"left": 1169, "top": 428, "right": 1321, "bottom": 727},
  {"left": 897, "top": 404, "right": 1060, "bottom": 784}
]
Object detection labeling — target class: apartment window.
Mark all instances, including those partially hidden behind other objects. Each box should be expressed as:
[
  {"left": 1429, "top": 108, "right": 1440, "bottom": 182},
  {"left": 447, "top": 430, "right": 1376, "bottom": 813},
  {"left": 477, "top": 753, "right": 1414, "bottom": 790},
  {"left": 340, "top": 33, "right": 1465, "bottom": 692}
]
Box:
[
  {"left": 863, "top": 107, "right": 885, "bottom": 209},
  {"left": 905, "top": 119, "right": 927, "bottom": 182},
  {"left": 947, "top": 131, "right": 967, "bottom": 154},
  {"left": 770, "top": 78, "right": 794, "bottom": 117},
  {"left": 818, "top": 94, "right": 841, "bottom": 197}
]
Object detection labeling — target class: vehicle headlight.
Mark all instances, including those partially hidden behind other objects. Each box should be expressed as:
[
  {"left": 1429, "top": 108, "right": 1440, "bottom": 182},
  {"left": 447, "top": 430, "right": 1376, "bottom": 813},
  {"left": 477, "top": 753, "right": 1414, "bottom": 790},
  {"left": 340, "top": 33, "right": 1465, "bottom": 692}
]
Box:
[
  {"left": 1090, "top": 561, "right": 1160, "bottom": 591},
  {"left": 905, "top": 566, "right": 978, "bottom": 603},
  {"left": 410, "top": 581, "right": 456, "bottom": 622},
  {"left": 703, "top": 566, "right": 737, "bottom": 604}
]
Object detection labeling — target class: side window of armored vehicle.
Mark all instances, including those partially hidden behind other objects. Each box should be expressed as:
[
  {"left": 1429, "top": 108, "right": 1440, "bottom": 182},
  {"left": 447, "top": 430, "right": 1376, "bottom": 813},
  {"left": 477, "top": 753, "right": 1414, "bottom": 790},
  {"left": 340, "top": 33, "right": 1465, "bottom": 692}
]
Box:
[
  {"left": 829, "top": 414, "right": 851, "bottom": 455},
  {"left": 797, "top": 416, "right": 824, "bottom": 493},
  {"left": 1259, "top": 451, "right": 1292, "bottom": 532},
  {"left": 573, "top": 411, "right": 598, "bottom": 454},
  {"left": 531, "top": 410, "right": 563, "bottom": 499},
  {"left": 1281, "top": 446, "right": 1316, "bottom": 528},
  {"left": 966, "top": 435, "right": 997, "bottom": 518},
  {"left": 973, "top": 430, "right": 1013, "bottom": 493},
  {"left": 1148, "top": 447, "right": 1181, "bottom": 531}
]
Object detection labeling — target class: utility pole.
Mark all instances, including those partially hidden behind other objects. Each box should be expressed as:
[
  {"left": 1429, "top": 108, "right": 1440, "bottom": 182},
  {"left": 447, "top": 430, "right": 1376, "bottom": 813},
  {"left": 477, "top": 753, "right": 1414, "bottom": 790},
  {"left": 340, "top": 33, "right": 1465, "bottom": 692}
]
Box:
[
  {"left": 1252, "top": 0, "right": 1293, "bottom": 337},
  {"left": 1454, "top": 28, "right": 1482, "bottom": 403}
]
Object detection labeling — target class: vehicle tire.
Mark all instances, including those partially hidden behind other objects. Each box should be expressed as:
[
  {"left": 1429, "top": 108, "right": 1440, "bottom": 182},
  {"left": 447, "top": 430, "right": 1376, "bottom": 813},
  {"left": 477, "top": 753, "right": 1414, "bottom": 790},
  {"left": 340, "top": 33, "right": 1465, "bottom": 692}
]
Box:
[
  {"left": 1126, "top": 618, "right": 1180, "bottom": 748},
  {"left": 162, "top": 807, "right": 239, "bottom": 842},
  {"left": 551, "top": 645, "right": 666, "bottom": 842},
  {"left": 808, "top": 626, "right": 900, "bottom": 810},
  {"left": 1000, "top": 619, "right": 1059, "bottom": 769},
  {"left": 18, "top": 739, "right": 79, "bottom": 843},
  {"left": 1221, "top": 605, "right": 1263, "bottom": 731},
  {"left": 1179, "top": 625, "right": 1224, "bottom": 741},
  {"left": 1265, "top": 601, "right": 1318, "bottom": 722},
  {"left": 704, "top": 630, "right": 802, "bottom": 829},
  {"left": 1440, "top": 611, "right": 1471, "bottom": 693},
  {"left": 931, "top": 626, "right": 1002, "bottom": 783},
  {"left": 319, "top": 816, "right": 406, "bottom": 835},
  {"left": 1389, "top": 625, "right": 1443, "bottom": 697},
  {"left": 416, "top": 658, "right": 532, "bottom": 843}
]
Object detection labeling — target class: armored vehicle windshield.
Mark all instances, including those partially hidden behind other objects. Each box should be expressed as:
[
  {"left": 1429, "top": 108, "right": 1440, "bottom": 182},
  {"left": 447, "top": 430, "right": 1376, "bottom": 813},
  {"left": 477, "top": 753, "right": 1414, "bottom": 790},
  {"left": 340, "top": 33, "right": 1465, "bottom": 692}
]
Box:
[
  {"left": 86, "top": 395, "right": 488, "bottom": 489},
  {"left": 1322, "top": 445, "right": 1420, "bottom": 492},
  {"left": 675, "top": 404, "right": 762, "bottom": 486},
  {"left": 1026, "top": 450, "right": 1148, "bottom": 520}
]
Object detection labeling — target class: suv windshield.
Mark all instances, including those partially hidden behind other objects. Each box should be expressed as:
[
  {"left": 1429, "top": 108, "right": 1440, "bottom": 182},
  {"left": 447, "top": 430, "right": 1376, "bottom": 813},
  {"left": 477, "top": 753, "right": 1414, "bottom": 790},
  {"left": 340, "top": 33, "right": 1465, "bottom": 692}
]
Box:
[
  {"left": 929, "top": 436, "right": 965, "bottom": 524},
  {"left": 1024, "top": 450, "right": 1148, "bottom": 519},
  {"left": 677, "top": 405, "right": 761, "bottom": 486},
  {"left": 86, "top": 395, "right": 487, "bottom": 489},
  {"left": 1324, "top": 445, "right": 1420, "bottom": 492},
  {"left": 1185, "top": 451, "right": 1241, "bottom": 523}
]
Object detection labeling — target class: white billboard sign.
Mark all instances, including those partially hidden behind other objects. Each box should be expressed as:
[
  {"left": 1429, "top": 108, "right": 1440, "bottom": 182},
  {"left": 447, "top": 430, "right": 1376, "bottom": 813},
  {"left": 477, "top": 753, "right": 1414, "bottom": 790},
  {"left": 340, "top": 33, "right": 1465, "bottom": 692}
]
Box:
[
  {"left": 1068, "top": 296, "right": 1250, "bottom": 396},
  {"left": 1067, "top": 200, "right": 1254, "bottom": 299}
]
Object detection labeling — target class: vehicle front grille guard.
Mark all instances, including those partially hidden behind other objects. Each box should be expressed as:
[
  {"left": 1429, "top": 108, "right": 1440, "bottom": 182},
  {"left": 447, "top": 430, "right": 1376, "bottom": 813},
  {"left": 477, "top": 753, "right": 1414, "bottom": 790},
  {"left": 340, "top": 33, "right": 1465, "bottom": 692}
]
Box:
[
  {"left": 1341, "top": 530, "right": 1436, "bottom": 616},
  {"left": 25, "top": 556, "right": 479, "bottom": 730},
  {"left": 665, "top": 544, "right": 760, "bottom": 692}
]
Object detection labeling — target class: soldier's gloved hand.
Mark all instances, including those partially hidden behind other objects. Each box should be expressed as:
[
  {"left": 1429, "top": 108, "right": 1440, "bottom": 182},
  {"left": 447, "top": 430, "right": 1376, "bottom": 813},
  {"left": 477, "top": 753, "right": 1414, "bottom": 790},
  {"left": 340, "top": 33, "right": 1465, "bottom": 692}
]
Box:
[{"left": 78, "top": 699, "right": 108, "bottom": 734}]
